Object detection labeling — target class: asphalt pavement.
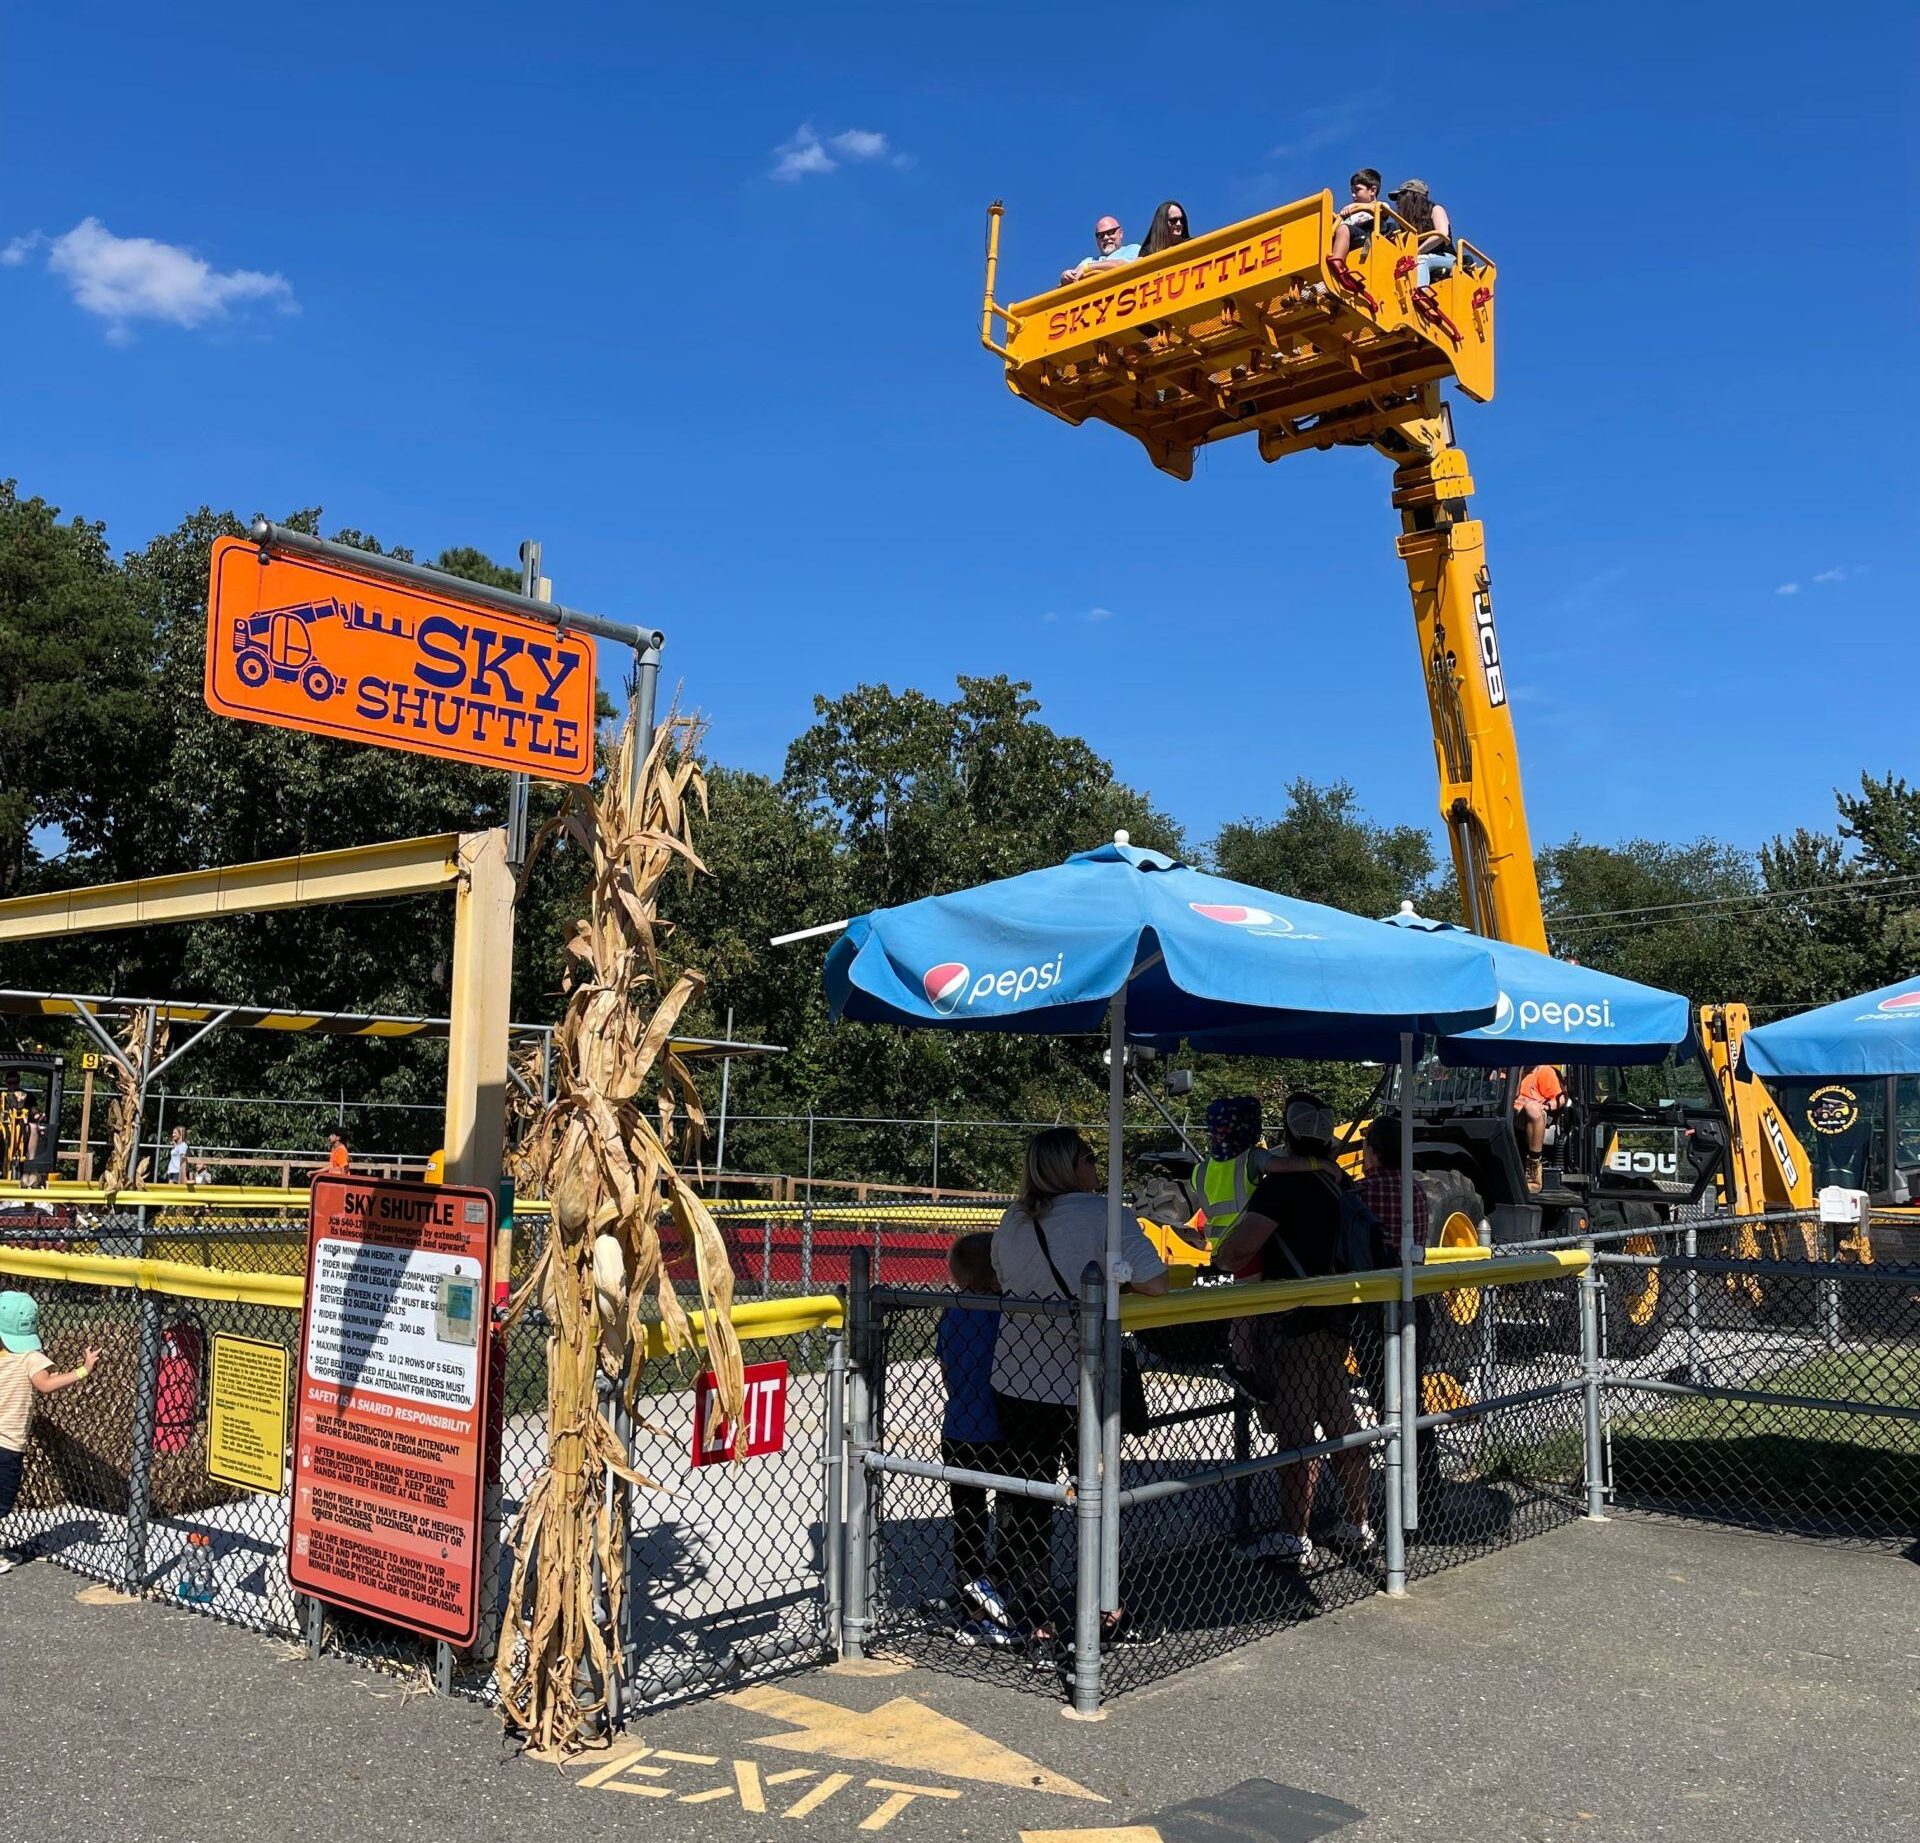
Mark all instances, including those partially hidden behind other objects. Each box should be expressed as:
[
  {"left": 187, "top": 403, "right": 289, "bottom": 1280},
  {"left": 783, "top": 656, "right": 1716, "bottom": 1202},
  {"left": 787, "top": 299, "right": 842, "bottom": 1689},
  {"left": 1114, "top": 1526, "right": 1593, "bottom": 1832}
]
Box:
[{"left": 0, "top": 1516, "right": 1913, "bottom": 1843}]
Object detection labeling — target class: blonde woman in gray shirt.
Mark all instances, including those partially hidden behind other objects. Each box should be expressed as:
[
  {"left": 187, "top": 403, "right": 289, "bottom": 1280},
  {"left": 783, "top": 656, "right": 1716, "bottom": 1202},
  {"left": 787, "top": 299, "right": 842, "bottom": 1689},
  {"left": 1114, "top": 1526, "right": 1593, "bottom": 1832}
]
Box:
[{"left": 989, "top": 1128, "right": 1166, "bottom": 1644}]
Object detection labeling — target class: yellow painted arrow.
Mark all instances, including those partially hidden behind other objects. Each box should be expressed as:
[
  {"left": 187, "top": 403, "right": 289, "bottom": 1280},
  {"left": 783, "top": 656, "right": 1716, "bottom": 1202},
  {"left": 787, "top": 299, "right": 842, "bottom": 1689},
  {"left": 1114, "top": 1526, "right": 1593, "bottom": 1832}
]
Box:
[{"left": 723, "top": 1686, "right": 1106, "bottom": 1803}]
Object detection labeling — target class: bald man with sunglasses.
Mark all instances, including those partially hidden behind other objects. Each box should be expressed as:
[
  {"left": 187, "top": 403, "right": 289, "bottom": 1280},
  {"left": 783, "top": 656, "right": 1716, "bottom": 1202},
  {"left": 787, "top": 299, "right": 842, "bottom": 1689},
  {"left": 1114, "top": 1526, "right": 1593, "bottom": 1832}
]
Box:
[{"left": 1061, "top": 214, "right": 1139, "bottom": 286}]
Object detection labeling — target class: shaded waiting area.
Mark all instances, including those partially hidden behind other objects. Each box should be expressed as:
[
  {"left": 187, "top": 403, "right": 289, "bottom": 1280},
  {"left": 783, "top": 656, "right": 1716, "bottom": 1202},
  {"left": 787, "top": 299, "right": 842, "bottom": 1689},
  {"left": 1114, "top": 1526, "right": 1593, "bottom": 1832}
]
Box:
[{"left": 808, "top": 836, "right": 1710, "bottom": 1708}]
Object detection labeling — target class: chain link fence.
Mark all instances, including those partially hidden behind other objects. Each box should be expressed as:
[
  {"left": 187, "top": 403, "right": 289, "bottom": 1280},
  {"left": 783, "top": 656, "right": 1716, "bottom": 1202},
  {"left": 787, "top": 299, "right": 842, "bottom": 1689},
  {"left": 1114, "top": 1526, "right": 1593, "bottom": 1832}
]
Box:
[
  {"left": 845, "top": 1250, "right": 1592, "bottom": 1706},
  {"left": 0, "top": 1215, "right": 843, "bottom": 1718},
  {"left": 4, "top": 1203, "right": 1914, "bottom": 1722},
  {"left": 1584, "top": 1213, "right": 1920, "bottom": 1541}
]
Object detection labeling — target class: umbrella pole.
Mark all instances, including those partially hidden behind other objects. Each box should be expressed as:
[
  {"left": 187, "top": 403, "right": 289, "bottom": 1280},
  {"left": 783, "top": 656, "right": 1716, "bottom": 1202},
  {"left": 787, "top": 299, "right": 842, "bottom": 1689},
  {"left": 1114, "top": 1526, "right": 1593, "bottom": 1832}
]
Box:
[
  {"left": 1400, "top": 1032, "right": 1420, "bottom": 1534},
  {"left": 1100, "top": 984, "right": 1126, "bottom": 1614}
]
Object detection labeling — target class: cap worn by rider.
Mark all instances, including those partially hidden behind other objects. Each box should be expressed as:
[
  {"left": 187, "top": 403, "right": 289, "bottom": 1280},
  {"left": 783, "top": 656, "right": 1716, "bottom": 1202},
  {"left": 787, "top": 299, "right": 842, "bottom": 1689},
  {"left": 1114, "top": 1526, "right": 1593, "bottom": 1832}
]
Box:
[{"left": 1391, "top": 178, "right": 1429, "bottom": 200}]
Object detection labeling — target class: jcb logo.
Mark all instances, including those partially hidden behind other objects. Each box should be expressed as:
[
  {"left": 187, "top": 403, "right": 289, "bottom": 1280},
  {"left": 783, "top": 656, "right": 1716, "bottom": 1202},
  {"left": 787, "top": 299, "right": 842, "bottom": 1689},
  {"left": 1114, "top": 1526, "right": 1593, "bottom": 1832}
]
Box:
[
  {"left": 1761, "top": 1110, "right": 1801, "bottom": 1190},
  {"left": 1472, "top": 586, "right": 1506, "bottom": 709},
  {"left": 1607, "top": 1149, "right": 1679, "bottom": 1177}
]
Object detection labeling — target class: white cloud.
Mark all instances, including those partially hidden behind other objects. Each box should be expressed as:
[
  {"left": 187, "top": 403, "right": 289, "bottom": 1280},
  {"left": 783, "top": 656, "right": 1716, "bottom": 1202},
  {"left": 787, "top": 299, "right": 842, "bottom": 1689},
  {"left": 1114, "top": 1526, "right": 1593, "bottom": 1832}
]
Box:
[
  {"left": 1082, "top": 607, "right": 1113, "bottom": 623},
  {"left": 770, "top": 122, "right": 907, "bottom": 181},
  {"left": 2, "top": 231, "right": 44, "bottom": 266},
  {"left": 1267, "top": 94, "right": 1385, "bottom": 161},
  {"left": 34, "top": 217, "right": 294, "bottom": 338},
  {"left": 1813, "top": 566, "right": 1851, "bottom": 584},
  {"left": 1775, "top": 582, "right": 1800, "bottom": 596}
]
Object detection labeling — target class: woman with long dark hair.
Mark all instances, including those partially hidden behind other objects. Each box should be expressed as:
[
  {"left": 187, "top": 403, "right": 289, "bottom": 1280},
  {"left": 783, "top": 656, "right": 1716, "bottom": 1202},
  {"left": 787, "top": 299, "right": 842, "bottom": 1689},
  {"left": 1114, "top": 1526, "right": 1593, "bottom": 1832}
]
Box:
[
  {"left": 1388, "top": 178, "right": 1454, "bottom": 288},
  {"left": 1137, "top": 200, "right": 1193, "bottom": 258},
  {"left": 987, "top": 1128, "right": 1167, "bottom": 1643}
]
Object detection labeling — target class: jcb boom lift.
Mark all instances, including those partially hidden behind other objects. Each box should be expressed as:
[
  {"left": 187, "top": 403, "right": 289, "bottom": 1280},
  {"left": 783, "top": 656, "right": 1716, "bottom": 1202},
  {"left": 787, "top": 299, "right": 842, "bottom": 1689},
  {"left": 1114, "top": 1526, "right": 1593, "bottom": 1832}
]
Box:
[{"left": 981, "top": 192, "right": 1869, "bottom": 1339}]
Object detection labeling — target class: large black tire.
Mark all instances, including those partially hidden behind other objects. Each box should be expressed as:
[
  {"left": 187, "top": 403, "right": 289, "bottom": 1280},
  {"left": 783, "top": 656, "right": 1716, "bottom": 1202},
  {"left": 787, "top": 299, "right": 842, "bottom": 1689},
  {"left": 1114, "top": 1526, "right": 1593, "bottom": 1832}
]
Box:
[
  {"left": 1419, "top": 1170, "right": 1488, "bottom": 1406},
  {"left": 1593, "top": 1200, "right": 1671, "bottom": 1359}
]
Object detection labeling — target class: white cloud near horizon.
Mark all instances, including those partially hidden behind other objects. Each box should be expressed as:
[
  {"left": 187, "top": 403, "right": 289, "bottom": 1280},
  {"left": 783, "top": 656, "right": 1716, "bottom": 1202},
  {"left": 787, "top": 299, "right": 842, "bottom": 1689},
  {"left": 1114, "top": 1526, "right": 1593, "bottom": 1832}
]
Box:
[
  {"left": 770, "top": 123, "right": 909, "bottom": 181},
  {"left": 7, "top": 218, "right": 295, "bottom": 339},
  {"left": 1778, "top": 564, "right": 1867, "bottom": 597}
]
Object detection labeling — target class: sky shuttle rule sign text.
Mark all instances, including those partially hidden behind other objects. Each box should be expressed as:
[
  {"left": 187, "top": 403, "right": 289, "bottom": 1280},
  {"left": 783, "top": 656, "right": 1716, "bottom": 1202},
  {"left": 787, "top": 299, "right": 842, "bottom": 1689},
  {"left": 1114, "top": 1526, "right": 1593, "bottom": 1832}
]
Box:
[
  {"left": 204, "top": 535, "right": 595, "bottom": 782},
  {"left": 289, "top": 1175, "right": 495, "bottom": 1646}
]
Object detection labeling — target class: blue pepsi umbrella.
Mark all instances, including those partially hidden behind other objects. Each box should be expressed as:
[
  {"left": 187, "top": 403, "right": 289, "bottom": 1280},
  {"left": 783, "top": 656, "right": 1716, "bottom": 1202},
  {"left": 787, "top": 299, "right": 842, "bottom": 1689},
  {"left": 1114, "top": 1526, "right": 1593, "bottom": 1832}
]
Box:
[
  {"left": 824, "top": 840, "right": 1499, "bottom": 1059},
  {"left": 1380, "top": 905, "right": 1693, "bottom": 1067},
  {"left": 1740, "top": 975, "right": 1920, "bottom": 1079}
]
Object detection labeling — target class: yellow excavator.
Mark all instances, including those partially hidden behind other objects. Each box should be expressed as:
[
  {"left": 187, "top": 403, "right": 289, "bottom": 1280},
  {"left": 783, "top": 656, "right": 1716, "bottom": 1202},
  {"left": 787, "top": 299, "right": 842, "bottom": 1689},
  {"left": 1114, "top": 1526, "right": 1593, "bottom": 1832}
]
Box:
[{"left": 980, "top": 190, "right": 1860, "bottom": 1349}]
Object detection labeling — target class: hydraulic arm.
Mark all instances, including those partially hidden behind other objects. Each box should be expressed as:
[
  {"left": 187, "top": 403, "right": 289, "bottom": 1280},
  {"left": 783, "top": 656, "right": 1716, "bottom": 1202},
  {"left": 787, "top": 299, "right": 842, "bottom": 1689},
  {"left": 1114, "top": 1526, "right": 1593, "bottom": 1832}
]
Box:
[{"left": 1374, "top": 403, "right": 1545, "bottom": 951}]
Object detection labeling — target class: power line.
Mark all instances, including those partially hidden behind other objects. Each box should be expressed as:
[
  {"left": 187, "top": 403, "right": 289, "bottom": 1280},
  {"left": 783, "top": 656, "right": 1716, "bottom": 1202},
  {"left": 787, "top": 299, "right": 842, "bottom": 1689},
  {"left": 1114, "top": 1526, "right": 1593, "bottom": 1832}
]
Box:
[
  {"left": 1548, "top": 867, "right": 1920, "bottom": 927},
  {"left": 1549, "top": 876, "right": 1920, "bottom": 939}
]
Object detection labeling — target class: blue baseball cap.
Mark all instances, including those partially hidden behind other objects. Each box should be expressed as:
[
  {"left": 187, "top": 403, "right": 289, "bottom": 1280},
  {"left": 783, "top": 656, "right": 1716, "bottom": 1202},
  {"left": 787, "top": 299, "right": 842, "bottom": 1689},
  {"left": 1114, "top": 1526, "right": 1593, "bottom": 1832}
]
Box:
[{"left": 0, "top": 1290, "right": 42, "bottom": 1354}]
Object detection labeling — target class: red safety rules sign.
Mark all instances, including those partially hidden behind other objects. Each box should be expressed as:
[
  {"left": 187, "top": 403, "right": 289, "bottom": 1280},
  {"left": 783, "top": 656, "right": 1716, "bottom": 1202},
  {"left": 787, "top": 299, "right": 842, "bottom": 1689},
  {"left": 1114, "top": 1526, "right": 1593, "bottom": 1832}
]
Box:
[
  {"left": 692, "top": 1360, "right": 788, "bottom": 1466},
  {"left": 289, "top": 1176, "right": 495, "bottom": 1645}
]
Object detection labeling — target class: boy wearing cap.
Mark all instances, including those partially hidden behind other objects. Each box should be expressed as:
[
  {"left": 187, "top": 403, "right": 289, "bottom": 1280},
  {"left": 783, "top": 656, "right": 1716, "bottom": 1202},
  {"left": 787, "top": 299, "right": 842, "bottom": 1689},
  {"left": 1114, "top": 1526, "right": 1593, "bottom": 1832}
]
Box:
[{"left": 0, "top": 1291, "right": 99, "bottom": 1572}]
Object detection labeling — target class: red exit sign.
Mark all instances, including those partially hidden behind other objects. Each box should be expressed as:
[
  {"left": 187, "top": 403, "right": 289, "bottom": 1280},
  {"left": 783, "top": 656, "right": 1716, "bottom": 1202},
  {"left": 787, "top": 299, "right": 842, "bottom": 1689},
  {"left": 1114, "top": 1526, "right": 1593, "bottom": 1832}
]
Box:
[{"left": 692, "top": 1360, "right": 788, "bottom": 1466}]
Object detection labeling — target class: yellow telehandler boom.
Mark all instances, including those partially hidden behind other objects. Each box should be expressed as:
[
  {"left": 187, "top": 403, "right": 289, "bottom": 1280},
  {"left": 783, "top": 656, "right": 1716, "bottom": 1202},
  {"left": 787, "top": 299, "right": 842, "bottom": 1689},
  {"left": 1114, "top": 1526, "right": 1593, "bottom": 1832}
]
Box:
[
  {"left": 980, "top": 193, "right": 1817, "bottom": 1233},
  {"left": 983, "top": 193, "right": 1542, "bottom": 952}
]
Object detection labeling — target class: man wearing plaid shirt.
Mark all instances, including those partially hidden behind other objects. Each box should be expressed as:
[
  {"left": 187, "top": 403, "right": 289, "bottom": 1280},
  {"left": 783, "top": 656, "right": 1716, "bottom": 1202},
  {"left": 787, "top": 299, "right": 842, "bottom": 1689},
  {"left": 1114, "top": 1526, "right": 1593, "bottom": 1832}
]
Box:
[
  {"left": 1358, "top": 1114, "right": 1430, "bottom": 1261},
  {"left": 1355, "top": 1114, "right": 1441, "bottom": 1503}
]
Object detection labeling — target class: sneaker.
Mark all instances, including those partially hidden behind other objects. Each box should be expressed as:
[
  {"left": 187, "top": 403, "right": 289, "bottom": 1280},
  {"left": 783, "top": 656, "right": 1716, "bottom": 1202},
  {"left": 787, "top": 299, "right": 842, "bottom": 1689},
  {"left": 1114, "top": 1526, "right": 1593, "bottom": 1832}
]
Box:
[
  {"left": 953, "top": 1618, "right": 1015, "bottom": 1648},
  {"left": 959, "top": 1576, "right": 1012, "bottom": 1628},
  {"left": 1327, "top": 1520, "right": 1378, "bottom": 1556},
  {"left": 0, "top": 1554, "right": 16, "bottom": 1575},
  {"left": 1238, "top": 1530, "right": 1313, "bottom": 1566}
]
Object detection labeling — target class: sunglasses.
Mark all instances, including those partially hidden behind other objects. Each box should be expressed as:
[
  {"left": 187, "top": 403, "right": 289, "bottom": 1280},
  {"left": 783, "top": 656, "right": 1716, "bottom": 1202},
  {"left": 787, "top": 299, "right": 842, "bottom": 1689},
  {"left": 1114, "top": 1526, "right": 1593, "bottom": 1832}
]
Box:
[{"left": 1075, "top": 1148, "right": 1098, "bottom": 1169}]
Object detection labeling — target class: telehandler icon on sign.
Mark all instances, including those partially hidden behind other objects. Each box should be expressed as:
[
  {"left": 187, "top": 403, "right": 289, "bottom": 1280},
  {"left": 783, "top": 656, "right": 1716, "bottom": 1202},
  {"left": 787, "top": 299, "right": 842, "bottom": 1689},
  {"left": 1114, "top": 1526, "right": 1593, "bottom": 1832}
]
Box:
[{"left": 230, "top": 601, "right": 348, "bottom": 702}]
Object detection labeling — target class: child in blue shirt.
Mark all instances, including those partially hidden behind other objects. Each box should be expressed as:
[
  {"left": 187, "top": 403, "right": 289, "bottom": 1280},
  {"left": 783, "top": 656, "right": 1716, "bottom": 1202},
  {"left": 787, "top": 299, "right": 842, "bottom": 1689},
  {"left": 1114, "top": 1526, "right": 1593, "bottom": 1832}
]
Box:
[{"left": 937, "top": 1233, "right": 1011, "bottom": 1641}]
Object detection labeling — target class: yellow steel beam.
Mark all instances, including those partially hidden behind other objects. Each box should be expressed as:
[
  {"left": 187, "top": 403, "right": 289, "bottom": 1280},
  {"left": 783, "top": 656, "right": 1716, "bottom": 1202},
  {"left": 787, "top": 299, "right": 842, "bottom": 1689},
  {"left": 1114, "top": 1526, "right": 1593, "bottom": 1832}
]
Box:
[{"left": 0, "top": 833, "right": 467, "bottom": 943}]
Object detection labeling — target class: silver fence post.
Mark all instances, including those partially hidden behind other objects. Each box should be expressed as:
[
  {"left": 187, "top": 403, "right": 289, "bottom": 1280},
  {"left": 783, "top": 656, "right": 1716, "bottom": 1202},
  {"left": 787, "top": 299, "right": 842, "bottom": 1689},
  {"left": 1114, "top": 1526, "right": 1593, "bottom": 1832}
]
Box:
[
  {"left": 306, "top": 1593, "right": 325, "bottom": 1661},
  {"left": 1072, "top": 1264, "right": 1104, "bottom": 1717},
  {"left": 1476, "top": 1220, "right": 1497, "bottom": 1409},
  {"left": 1684, "top": 1223, "right": 1701, "bottom": 1383},
  {"left": 1580, "top": 1237, "right": 1607, "bottom": 1521},
  {"left": 1098, "top": 1301, "right": 1122, "bottom": 1614},
  {"left": 822, "top": 1330, "right": 847, "bottom": 1637},
  {"left": 124, "top": 1286, "right": 164, "bottom": 1590},
  {"left": 1382, "top": 1299, "right": 1406, "bottom": 1596},
  {"left": 1820, "top": 1221, "right": 1843, "bottom": 1351},
  {"left": 761, "top": 1213, "right": 774, "bottom": 1300},
  {"left": 841, "top": 1249, "right": 873, "bottom": 1659}
]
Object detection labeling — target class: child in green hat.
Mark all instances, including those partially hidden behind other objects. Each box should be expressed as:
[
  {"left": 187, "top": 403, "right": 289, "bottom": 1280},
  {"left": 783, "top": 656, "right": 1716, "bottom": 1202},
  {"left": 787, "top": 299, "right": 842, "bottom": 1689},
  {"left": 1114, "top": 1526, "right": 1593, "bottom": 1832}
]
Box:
[{"left": 0, "top": 1291, "right": 99, "bottom": 1573}]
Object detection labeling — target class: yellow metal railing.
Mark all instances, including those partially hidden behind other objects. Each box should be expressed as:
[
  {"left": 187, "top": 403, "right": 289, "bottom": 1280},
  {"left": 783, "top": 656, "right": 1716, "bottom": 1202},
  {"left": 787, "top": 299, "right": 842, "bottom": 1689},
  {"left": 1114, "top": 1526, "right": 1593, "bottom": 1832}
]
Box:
[
  {"left": 0, "top": 1240, "right": 844, "bottom": 1355},
  {"left": 1120, "top": 1250, "right": 1587, "bottom": 1332}
]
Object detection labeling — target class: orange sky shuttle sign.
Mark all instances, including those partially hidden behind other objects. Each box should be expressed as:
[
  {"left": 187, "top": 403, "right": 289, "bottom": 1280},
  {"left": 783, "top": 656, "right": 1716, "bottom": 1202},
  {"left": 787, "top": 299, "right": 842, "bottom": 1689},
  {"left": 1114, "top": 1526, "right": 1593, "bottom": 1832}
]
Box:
[{"left": 204, "top": 535, "right": 596, "bottom": 782}]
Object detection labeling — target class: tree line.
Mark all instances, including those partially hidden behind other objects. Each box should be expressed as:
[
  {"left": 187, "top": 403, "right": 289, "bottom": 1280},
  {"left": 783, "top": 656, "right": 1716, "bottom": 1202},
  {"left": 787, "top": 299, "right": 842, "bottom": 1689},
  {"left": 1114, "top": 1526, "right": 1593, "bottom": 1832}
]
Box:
[{"left": 3, "top": 483, "right": 1914, "bottom": 1187}]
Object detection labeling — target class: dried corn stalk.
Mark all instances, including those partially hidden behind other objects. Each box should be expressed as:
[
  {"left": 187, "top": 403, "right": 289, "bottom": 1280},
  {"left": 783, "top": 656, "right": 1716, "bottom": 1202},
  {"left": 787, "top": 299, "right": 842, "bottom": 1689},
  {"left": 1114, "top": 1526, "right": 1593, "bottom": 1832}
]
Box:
[
  {"left": 101, "top": 1012, "right": 168, "bottom": 1201},
  {"left": 496, "top": 706, "right": 743, "bottom": 1751}
]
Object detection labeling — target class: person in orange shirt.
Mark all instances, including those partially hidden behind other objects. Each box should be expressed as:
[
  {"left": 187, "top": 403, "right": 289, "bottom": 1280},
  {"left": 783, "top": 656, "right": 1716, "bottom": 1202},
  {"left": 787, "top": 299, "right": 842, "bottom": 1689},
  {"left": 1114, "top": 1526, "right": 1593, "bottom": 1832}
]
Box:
[
  {"left": 315, "top": 1130, "right": 351, "bottom": 1180},
  {"left": 1514, "top": 1065, "right": 1565, "bottom": 1192}
]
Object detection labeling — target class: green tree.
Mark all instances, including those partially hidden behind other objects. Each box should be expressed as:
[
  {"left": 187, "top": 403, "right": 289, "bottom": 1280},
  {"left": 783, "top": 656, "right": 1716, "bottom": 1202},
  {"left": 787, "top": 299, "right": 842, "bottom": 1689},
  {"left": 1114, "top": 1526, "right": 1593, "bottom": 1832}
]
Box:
[
  {"left": 0, "top": 482, "right": 152, "bottom": 901},
  {"left": 1212, "top": 779, "right": 1437, "bottom": 917},
  {"left": 668, "top": 678, "right": 1185, "bottom": 1188}
]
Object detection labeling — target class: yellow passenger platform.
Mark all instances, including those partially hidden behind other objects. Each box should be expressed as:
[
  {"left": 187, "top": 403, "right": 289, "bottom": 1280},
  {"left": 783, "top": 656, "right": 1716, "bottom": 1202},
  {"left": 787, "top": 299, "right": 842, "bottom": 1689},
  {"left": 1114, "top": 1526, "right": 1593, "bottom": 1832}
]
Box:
[{"left": 982, "top": 192, "right": 1494, "bottom": 480}]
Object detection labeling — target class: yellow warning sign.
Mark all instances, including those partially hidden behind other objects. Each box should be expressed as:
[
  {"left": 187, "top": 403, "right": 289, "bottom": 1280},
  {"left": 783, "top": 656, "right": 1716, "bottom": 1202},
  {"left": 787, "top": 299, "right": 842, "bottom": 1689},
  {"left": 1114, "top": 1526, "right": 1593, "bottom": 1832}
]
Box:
[{"left": 207, "top": 1333, "right": 288, "bottom": 1494}]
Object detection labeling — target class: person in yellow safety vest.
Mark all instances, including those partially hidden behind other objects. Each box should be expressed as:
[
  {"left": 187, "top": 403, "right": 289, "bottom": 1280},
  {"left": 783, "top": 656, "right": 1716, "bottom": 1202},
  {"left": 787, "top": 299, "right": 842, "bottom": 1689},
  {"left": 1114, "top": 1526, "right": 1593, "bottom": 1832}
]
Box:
[{"left": 1195, "top": 1096, "right": 1269, "bottom": 1276}]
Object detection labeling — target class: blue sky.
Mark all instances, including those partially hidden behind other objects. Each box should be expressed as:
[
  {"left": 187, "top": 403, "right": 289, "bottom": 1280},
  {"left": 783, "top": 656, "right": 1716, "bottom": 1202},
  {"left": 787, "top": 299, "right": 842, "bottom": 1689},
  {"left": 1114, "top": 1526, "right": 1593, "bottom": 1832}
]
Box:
[{"left": 5, "top": 1, "right": 1915, "bottom": 862}]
